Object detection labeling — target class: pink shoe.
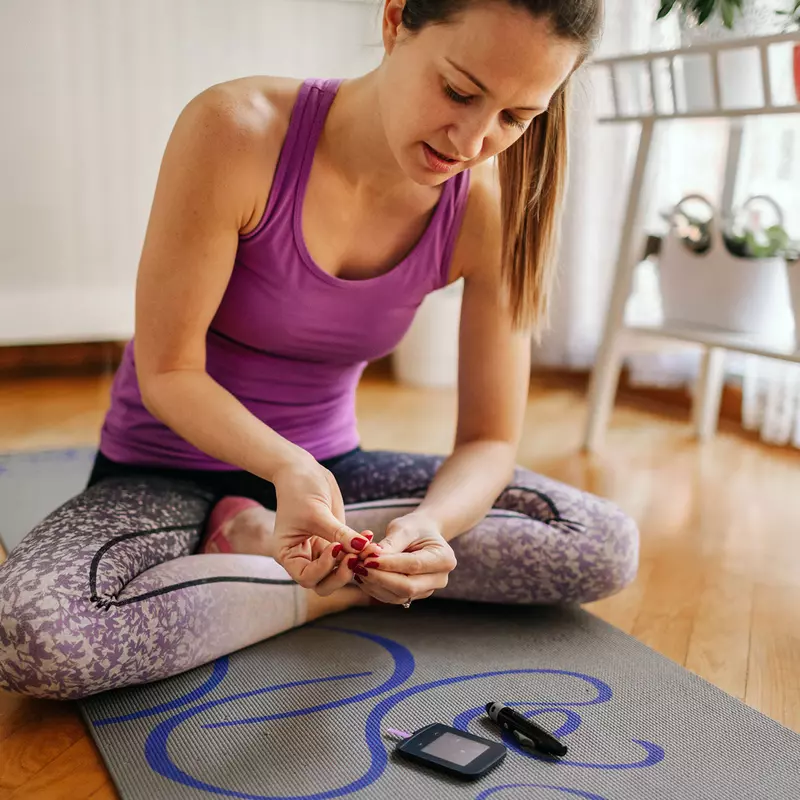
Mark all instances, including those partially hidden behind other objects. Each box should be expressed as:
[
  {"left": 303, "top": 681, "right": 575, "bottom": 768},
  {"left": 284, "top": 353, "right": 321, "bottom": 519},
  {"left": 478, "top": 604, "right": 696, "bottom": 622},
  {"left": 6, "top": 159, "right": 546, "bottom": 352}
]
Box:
[{"left": 200, "top": 496, "right": 262, "bottom": 554}]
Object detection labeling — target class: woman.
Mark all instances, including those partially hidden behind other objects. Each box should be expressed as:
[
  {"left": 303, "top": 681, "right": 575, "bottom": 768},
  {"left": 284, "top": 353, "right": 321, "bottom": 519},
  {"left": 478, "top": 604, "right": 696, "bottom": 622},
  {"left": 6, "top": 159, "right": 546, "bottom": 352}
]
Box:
[{"left": 0, "top": 0, "right": 638, "bottom": 701}]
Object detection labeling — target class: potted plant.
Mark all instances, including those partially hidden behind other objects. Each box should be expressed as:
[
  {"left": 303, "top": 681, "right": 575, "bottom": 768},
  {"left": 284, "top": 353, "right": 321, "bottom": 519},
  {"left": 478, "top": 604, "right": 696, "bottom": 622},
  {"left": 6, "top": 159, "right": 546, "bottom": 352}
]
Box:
[
  {"left": 658, "top": 195, "right": 797, "bottom": 336},
  {"left": 657, "top": 0, "right": 795, "bottom": 30},
  {"left": 657, "top": 0, "right": 746, "bottom": 30}
]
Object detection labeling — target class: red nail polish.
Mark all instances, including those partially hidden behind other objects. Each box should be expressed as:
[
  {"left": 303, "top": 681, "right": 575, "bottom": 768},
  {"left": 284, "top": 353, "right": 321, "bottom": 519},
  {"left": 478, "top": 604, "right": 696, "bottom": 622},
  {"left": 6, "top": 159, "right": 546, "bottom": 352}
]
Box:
[
  {"left": 363, "top": 531, "right": 374, "bottom": 541},
  {"left": 365, "top": 561, "right": 379, "bottom": 569},
  {"left": 352, "top": 537, "right": 367, "bottom": 551},
  {"left": 348, "top": 557, "right": 360, "bottom": 570},
  {"left": 354, "top": 575, "right": 363, "bottom": 584},
  {"left": 355, "top": 566, "right": 369, "bottom": 577},
  {"left": 332, "top": 544, "right": 343, "bottom": 557}
]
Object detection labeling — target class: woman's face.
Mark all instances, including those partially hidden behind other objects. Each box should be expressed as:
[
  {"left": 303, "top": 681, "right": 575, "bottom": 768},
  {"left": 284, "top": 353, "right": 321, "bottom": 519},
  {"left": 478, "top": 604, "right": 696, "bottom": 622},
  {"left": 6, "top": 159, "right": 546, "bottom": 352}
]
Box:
[{"left": 378, "top": 0, "right": 581, "bottom": 186}]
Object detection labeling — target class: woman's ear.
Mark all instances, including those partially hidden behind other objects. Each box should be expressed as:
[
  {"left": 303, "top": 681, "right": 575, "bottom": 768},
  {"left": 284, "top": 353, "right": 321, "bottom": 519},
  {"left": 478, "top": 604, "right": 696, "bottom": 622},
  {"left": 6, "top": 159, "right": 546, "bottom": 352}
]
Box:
[{"left": 383, "top": 0, "right": 408, "bottom": 55}]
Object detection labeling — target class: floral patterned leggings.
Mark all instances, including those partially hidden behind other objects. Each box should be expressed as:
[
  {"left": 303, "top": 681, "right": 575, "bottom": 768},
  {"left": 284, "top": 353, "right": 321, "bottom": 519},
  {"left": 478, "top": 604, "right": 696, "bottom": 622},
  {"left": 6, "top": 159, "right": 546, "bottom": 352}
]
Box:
[{"left": 0, "top": 449, "right": 639, "bottom": 700}]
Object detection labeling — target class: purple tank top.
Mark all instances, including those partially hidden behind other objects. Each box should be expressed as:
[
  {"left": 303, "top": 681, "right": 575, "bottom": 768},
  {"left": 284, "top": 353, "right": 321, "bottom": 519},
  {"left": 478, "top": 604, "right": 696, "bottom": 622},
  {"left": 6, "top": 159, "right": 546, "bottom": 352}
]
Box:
[{"left": 100, "top": 78, "right": 471, "bottom": 469}]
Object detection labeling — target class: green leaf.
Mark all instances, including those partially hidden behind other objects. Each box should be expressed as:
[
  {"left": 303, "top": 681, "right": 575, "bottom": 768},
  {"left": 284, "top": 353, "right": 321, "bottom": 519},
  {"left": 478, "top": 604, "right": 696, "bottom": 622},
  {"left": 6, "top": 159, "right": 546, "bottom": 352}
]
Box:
[
  {"left": 742, "top": 225, "right": 790, "bottom": 259},
  {"left": 721, "top": 2, "right": 735, "bottom": 28},
  {"left": 697, "top": 6, "right": 715, "bottom": 25},
  {"left": 766, "top": 224, "right": 790, "bottom": 251},
  {"left": 657, "top": 0, "right": 677, "bottom": 20},
  {"left": 743, "top": 231, "right": 766, "bottom": 258}
]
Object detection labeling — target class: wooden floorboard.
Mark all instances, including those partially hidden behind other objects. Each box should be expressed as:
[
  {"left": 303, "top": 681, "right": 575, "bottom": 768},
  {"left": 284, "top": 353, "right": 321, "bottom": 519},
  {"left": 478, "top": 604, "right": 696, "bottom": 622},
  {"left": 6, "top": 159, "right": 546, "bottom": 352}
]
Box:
[{"left": 1, "top": 371, "right": 798, "bottom": 798}]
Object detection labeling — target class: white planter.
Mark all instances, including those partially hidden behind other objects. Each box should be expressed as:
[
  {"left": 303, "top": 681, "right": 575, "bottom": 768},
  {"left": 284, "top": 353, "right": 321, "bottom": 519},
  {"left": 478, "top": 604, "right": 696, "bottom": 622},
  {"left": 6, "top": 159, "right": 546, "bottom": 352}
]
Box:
[
  {"left": 658, "top": 199, "right": 791, "bottom": 336},
  {"left": 787, "top": 264, "right": 800, "bottom": 349},
  {"left": 392, "top": 279, "right": 463, "bottom": 388}
]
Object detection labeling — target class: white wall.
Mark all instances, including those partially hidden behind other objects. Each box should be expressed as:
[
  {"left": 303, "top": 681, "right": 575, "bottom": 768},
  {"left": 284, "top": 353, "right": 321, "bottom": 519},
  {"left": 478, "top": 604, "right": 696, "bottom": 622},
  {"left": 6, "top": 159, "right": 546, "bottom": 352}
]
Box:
[{"left": 0, "top": 0, "right": 383, "bottom": 344}]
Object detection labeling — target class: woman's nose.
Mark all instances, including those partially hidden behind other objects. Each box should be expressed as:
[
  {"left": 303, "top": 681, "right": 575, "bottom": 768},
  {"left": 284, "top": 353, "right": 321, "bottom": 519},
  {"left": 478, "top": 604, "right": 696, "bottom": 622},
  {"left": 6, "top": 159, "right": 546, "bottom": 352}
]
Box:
[{"left": 447, "top": 112, "right": 493, "bottom": 161}]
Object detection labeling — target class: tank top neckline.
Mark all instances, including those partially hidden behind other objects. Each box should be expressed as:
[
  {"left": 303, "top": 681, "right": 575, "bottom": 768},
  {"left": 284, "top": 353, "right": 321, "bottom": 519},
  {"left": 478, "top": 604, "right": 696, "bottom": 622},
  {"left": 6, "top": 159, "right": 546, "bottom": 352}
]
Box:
[{"left": 290, "top": 78, "right": 459, "bottom": 290}]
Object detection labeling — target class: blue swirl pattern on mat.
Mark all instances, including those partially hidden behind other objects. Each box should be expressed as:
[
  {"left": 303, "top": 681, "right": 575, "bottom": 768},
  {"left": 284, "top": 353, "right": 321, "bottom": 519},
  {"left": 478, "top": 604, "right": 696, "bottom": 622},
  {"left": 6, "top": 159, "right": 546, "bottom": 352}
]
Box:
[
  {"left": 94, "top": 625, "right": 664, "bottom": 800},
  {"left": 94, "top": 657, "right": 231, "bottom": 726}
]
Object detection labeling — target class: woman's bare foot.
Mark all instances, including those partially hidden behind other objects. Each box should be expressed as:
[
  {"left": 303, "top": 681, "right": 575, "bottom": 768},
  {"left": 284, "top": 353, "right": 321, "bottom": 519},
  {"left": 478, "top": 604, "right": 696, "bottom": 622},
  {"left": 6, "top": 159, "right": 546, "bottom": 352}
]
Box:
[
  {"left": 304, "top": 585, "right": 372, "bottom": 622},
  {"left": 203, "top": 499, "right": 375, "bottom": 619},
  {"left": 203, "top": 504, "right": 277, "bottom": 558}
]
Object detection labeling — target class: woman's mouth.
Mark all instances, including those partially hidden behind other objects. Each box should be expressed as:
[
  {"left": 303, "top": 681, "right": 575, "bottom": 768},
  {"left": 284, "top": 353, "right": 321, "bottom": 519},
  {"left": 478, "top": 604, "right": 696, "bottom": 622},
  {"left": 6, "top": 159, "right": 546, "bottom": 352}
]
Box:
[{"left": 422, "top": 142, "right": 462, "bottom": 174}]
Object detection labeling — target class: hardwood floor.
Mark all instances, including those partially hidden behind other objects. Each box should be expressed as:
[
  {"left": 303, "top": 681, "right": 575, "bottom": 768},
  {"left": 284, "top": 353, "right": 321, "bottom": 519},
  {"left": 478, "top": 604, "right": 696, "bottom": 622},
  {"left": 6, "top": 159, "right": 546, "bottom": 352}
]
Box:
[{"left": 1, "top": 372, "right": 799, "bottom": 799}]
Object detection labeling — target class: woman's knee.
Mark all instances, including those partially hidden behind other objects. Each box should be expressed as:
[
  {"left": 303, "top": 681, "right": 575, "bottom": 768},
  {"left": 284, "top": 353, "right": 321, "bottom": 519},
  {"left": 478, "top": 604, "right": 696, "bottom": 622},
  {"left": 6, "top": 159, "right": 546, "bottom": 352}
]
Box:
[
  {"left": 573, "top": 496, "right": 640, "bottom": 603},
  {"left": 502, "top": 470, "right": 640, "bottom": 603},
  {"left": 0, "top": 553, "right": 136, "bottom": 700},
  {"left": 0, "top": 561, "right": 105, "bottom": 701}
]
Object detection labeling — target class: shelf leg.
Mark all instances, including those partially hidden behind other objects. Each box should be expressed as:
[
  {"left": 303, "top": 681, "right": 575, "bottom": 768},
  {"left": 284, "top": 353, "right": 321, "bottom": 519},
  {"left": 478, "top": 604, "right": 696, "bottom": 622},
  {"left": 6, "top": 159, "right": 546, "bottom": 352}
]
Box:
[
  {"left": 720, "top": 119, "right": 744, "bottom": 218},
  {"left": 583, "top": 118, "right": 657, "bottom": 452},
  {"left": 693, "top": 346, "right": 726, "bottom": 442}
]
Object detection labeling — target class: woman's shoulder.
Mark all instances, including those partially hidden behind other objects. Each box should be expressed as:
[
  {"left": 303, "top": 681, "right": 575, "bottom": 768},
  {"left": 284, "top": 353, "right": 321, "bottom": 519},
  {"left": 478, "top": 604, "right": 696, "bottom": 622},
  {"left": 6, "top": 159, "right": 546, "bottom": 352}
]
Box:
[
  {"left": 464, "top": 160, "right": 501, "bottom": 219},
  {"left": 200, "top": 75, "right": 303, "bottom": 118},
  {"left": 449, "top": 160, "right": 502, "bottom": 282},
  {"left": 172, "top": 76, "right": 305, "bottom": 232},
  {"left": 185, "top": 75, "right": 303, "bottom": 155}
]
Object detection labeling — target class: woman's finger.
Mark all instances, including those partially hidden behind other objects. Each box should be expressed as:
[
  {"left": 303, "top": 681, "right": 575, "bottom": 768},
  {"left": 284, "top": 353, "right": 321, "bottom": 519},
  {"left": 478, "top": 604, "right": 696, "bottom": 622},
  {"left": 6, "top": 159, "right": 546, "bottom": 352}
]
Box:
[
  {"left": 377, "top": 523, "right": 418, "bottom": 556},
  {"left": 353, "top": 577, "right": 403, "bottom": 605},
  {"left": 314, "top": 550, "right": 375, "bottom": 597},
  {"left": 286, "top": 540, "right": 344, "bottom": 589},
  {"left": 357, "top": 531, "right": 382, "bottom": 560},
  {"left": 359, "top": 566, "right": 449, "bottom": 602},
  {"left": 359, "top": 579, "right": 433, "bottom": 605},
  {"left": 365, "top": 546, "right": 456, "bottom": 576},
  {"left": 320, "top": 511, "right": 374, "bottom": 554},
  {"left": 314, "top": 552, "right": 360, "bottom": 596}
]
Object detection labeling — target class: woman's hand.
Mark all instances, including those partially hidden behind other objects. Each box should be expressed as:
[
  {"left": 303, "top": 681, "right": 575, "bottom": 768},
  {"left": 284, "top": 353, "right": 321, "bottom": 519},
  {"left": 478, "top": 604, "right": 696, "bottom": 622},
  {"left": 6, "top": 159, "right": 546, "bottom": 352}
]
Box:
[
  {"left": 271, "top": 457, "right": 373, "bottom": 595},
  {"left": 353, "top": 511, "right": 457, "bottom": 605}
]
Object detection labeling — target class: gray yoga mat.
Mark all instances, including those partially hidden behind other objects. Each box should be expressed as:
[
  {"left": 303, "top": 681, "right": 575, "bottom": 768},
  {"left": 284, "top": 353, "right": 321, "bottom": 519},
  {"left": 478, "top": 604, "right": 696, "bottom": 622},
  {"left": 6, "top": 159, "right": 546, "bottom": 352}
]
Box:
[
  {"left": 3, "top": 449, "right": 800, "bottom": 799},
  {"left": 78, "top": 602, "right": 800, "bottom": 800},
  {"left": 0, "top": 447, "right": 98, "bottom": 553}
]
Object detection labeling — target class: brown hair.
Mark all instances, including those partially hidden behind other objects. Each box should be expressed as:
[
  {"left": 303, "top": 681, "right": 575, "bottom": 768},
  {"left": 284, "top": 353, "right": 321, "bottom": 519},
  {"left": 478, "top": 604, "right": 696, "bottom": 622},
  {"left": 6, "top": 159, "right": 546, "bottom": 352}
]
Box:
[{"left": 401, "top": 0, "right": 603, "bottom": 332}]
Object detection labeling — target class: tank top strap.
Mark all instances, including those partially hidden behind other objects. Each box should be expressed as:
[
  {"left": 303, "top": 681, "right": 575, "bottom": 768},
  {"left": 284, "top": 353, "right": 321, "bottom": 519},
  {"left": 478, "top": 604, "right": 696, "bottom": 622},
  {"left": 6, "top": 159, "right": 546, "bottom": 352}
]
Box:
[
  {"left": 251, "top": 78, "right": 342, "bottom": 236},
  {"left": 293, "top": 78, "right": 342, "bottom": 201}
]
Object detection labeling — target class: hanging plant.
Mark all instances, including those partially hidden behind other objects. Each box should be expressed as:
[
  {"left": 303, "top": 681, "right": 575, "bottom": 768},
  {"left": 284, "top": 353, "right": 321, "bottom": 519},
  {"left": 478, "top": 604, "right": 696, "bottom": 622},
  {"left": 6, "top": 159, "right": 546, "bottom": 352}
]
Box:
[
  {"left": 657, "top": 0, "right": 746, "bottom": 30},
  {"left": 776, "top": 0, "right": 800, "bottom": 28},
  {"left": 658, "top": 0, "right": 800, "bottom": 29}
]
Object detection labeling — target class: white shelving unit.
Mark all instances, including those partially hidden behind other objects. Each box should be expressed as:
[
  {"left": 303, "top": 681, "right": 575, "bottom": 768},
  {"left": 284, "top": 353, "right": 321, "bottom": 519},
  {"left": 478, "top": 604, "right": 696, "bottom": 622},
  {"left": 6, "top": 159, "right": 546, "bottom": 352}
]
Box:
[{"left": 583, "top": 30, "right": 800, "bottom": 451}]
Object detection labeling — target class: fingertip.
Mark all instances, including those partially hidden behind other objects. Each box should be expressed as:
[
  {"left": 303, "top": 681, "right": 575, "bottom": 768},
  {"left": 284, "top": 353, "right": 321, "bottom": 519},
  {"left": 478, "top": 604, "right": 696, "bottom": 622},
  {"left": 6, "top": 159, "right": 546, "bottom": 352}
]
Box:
[{"left": 360, "top": 543, "right": 381, "bottom": 559}]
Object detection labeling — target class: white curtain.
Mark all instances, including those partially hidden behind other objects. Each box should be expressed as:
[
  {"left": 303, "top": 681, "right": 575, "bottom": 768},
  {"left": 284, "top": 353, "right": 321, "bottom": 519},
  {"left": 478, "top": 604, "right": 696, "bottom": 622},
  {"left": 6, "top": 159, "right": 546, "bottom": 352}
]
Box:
[
  {"left": 537, "top": 0, "right": 800, "bottom": 449},
  {"left": 0, "top": 0, "right": 383, "bottom": 345}
]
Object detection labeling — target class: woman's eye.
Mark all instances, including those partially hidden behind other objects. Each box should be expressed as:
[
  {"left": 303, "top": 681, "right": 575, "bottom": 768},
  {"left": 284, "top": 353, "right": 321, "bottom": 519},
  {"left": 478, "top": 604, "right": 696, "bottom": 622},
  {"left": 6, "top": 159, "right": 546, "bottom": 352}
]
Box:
[
  {"left": 444, "top": 84, "right": 472, "bottom": 104},
  {"left": 445, "top": 81, "right": 528, "bottom": 131},
  {"left": 503, "top": 112, "right": 527, "bottom": 131}
]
